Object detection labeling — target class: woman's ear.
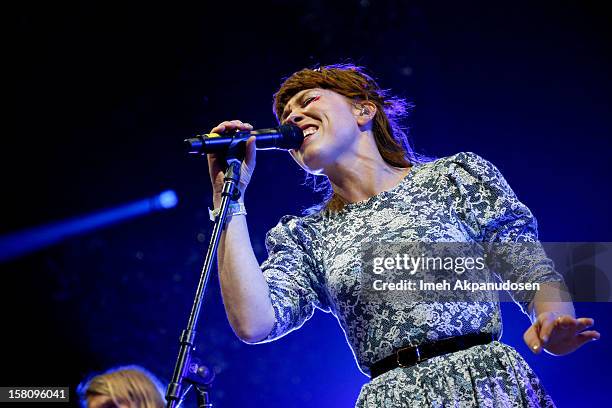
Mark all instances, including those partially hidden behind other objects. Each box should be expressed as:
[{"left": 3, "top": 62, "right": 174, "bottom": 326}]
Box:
[{"left": 354, "top": 101, "right": 377, "bottom": 127}]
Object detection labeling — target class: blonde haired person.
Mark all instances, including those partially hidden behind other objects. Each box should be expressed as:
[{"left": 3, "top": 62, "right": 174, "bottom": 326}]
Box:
[{"left": 78, "top": 365, "right": 165, "bottom": 408}]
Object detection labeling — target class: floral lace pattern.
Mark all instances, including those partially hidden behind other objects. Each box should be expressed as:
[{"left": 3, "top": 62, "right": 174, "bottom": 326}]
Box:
[
  {"left": 356, "top": 341, "right": 555, "bottom": 407},
  {"left": 257, "top": 152, "right": 561, "bottom": 407}
]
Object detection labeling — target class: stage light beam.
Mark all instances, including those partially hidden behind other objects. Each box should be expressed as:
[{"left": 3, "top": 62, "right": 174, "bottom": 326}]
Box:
[{"left": 0, "top": 190, "right": 179, "bottom": 263}]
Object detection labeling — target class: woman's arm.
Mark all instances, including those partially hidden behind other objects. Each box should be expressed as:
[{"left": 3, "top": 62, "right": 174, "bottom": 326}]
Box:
[
  {"left": 443, "top": 152, "right": 601, "bottom": 355},
  {"left": 208, "top": 120, "right": 275, "bottom": 343},
  {"left": 216, "top": 211, "right": 275, "bottom": 343}
]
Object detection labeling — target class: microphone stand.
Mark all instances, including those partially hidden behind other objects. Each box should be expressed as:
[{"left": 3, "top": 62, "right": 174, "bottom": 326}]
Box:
[{"left": 165, "top": 143, "right": 244, "bottom": 408}]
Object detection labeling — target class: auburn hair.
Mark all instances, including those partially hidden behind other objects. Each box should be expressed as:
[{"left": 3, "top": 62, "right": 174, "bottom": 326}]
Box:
[{"left": 273, "top": 63, "right": 428, "bottom": 213}]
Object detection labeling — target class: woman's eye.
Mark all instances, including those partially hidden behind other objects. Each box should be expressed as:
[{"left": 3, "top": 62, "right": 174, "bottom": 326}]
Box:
[{"left": 302, "top": 96, "right": 319, "bottom": 108}]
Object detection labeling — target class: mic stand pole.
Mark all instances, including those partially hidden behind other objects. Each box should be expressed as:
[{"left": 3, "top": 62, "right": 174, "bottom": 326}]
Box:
[{"left": 165, "top": 145, "right": 244, "bottom": 408}]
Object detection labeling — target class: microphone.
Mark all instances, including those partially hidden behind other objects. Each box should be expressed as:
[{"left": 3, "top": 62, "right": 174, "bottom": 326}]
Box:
[{"left": 184, "top": 124, "right": 304, "bottom": 155}]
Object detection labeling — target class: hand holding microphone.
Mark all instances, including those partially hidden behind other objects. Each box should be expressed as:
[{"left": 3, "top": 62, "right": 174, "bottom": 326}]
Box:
[
  {"left": 202, "top": 121, "right": 303, "bottom": 208},
  {"left": 206, "top": 120, "right": 255, "bottom": 208},
  {"left": 185, "top": 123, "right": 304, "bottom": 154}
]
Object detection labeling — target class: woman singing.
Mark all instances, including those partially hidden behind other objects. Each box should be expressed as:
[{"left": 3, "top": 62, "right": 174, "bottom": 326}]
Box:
[{"left": 207, "top": 64, "right": 599, "bottom": 407}]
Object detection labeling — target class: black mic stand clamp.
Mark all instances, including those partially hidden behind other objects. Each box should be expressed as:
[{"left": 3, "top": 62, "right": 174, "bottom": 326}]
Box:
[{"left": 165, "top": 143, "right": 244, "bottom": 408}]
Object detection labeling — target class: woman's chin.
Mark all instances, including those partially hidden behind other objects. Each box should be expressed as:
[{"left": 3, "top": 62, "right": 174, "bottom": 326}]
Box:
[
  {"left": 292, "top": 140, "right": 337, "bottom": 174},
  {"left": 300, "top": 148, "right": 328, "bottom": 174}
]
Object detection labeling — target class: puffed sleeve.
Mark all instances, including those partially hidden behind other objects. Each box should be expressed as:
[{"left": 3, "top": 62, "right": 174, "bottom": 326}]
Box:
[
  {"left": 444, "top": 152, "right": 564, "bottom": 314},
  {"left": 254, "top": 215, "right": 331, "bottom": 343}
]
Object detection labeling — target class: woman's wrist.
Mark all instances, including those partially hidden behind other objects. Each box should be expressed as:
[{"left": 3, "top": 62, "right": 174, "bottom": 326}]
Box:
[
  {"left": 209, "top": 201, "right": 247, "bottom": 221},
  {"left": 213, "top": 197, "right": 245, "bottom": 209},
  {"left": 213, "top": 187, "right": 246, "bottom": 207}
]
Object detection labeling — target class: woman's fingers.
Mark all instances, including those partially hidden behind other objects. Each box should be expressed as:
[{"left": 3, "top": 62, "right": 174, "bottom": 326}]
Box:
[
  {"left": 538, "top": 314, "right": 558, "bottom": 344},
  {"left": 207, "top": 120, "right": 256, "bottom": 203},
  {"left": 555, "top": 314, "right": 575, "bottom": 329},
  {"left": 207, "top": 120, "right": 254, "bottom": 165},
  {"left": 571, "top": 330, "right": 601, "bottom": 352},
  {"left": 541, "top": 315, "right": 596, "bottom": 344},
  {"left": 577, "top": 330, "right": 601, "bottom": 342},
  {"left": 523, "top": 324, "right": 542, "bottom": 354},
  {"left": 211, "top": 120, "right": 253, "bottom": 134},
  {"left": 575, "top": 317, "right": 594, "bottom": 332}
]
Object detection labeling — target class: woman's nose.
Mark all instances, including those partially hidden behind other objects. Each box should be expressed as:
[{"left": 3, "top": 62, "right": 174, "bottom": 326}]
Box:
[{"left": 286, "top": 113, "right": 305, "bottom": 125}]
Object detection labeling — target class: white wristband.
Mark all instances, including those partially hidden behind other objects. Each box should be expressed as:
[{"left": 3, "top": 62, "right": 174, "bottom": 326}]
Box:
[{"left": 208, "top": 202, "right": 247, "bottom": 222}]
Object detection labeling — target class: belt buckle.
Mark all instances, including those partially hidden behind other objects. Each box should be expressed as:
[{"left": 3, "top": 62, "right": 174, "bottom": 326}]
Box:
[{"left": 396, "top": 345, "right": 421, "bottom": 367}]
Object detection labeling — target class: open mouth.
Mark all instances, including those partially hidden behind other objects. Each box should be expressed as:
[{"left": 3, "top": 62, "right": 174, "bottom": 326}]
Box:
[{"left": 302, "top": 124, "right": 319, "bottom": 140}]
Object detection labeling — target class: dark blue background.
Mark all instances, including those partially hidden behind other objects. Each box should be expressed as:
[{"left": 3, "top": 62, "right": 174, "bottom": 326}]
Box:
[{"left": 3, "top": 1, "right": 611, "bottom": 406}]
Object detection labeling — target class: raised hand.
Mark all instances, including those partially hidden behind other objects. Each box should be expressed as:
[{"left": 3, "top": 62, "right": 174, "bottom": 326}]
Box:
[
  {"left": 206, "top": 120, "right": 257, "bottom": 208},
  {"left": 524, "top": 312, "right": 600, "bottom": 356}
]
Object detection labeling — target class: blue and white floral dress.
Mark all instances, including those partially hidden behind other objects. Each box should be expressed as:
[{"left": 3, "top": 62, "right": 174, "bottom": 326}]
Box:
[{"left": 256, "top": 152, "right": 561, "bottom": 407}]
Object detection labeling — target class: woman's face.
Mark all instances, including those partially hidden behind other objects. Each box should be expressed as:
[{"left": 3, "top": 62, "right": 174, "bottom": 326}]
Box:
[{"left": 281, "top": 88, "right": 363, "bottom": 174}]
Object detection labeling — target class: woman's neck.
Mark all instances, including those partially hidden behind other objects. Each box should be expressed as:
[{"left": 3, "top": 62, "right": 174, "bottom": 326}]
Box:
[{"left": 327, "top": 155, "right": 411, "bottom": 204}]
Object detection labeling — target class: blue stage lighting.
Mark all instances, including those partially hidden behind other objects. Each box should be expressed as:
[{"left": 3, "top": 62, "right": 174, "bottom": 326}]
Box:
[
  {"left": 0, "top": 190, "right": 180, "bottom": 263},
  {"left": 157, "top": 190, "right": 178, "bottom": 209}
]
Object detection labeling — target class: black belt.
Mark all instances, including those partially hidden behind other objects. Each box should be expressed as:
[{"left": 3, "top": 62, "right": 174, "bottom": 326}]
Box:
[{"left": 369, "top": 332, "right": 496, "bottom": 380}]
